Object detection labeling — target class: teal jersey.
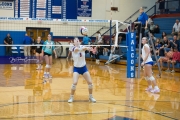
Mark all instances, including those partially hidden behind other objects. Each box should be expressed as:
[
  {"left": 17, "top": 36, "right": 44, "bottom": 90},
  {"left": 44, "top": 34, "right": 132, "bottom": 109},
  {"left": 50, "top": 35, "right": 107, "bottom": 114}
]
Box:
[{"left": 42, "top": 40, "right": 55, "bottom": 55}]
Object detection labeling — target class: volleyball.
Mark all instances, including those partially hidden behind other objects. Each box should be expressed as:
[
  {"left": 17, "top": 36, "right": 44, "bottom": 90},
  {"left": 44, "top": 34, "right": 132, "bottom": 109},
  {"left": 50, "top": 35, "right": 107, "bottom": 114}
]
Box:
[{"left": 80, "top": 26, "right": 88, "bottom": 35}]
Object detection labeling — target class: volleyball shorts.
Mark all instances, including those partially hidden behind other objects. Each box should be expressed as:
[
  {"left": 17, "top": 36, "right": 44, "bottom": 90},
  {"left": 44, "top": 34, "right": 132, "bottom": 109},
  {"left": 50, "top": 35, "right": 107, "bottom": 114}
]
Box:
[
  {"left": 145, "top": 61, "right": 154, "bottom": 66},
  {"left": 44, "top": 52, "right": 52, "bottom": 56},
  {"left": 73, "top": 65, "right": 88, "bottom": 75}
]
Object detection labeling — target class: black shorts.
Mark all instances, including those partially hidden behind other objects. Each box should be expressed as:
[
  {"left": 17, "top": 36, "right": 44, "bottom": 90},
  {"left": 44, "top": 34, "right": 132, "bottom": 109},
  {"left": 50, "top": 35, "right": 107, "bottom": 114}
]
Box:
[
  {"left": 36, "top": 50, "right": 42, "bottom": 54},
  {"left": 44, "top": 52, "right": 52, "bottom": 56}
]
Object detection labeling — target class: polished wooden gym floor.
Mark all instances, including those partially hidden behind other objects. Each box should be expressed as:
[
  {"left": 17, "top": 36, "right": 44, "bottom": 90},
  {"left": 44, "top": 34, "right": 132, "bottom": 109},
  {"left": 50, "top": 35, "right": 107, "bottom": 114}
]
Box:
[{"left": 0, "top": 59, "right": 179, "bottom": 120}]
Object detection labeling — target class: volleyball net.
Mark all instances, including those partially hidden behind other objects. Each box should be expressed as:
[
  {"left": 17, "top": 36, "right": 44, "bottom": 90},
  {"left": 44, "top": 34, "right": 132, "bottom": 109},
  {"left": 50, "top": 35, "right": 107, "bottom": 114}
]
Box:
[
  {"left": 0, "top": 18, "right": 117, "bottom": 56},
  {"left": 0, "top": 17, "right": 137, "bottom": 78},
  {"left": 0, "top": 18, "right": 130, "bottom": 57}
]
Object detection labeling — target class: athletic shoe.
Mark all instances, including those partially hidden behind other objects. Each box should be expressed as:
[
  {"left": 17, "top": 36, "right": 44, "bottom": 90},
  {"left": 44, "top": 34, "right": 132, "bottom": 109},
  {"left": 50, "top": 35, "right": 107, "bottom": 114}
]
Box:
[
  {"left": 165, "top": 69, "right": 171, "bottom": 72},
  {"left": 47, "top": 74, "right": 52, "bottom": 78},
  {"left": 171, "top": 70, "right": 175, "bottom": 73},
  {"left": 39, "top": 65, "right": 42, "bottom": 70},
  {"left": 95, "top": 60, "right": 98, "bottom": 64},
  {"left": 36, "top": 67, "right": 40, "bottom": 70},
  {"left": 150, "top": 88, "right": 160, "bottom": 94},
  {"left": 44, "top": 74, "right": 48, "bottom": 79},
  {"left": 97, "top": 60, "right": 100, "bottom": 64},
  {"left": 89, "top": 97, "right": 96, "bottom": 103},
  {"left": 145, "top": 87, "right": 152, "bottom": 91},
  {"left": 68, "top": 96, "right": 74, "bottom": 103}
]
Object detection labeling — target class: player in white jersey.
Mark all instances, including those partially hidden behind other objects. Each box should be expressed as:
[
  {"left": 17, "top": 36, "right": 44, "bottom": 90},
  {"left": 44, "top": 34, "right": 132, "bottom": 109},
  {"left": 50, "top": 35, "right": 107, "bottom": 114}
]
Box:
[
  {"left": 68, "top": 38, "right": 96, "bottom": 103},
  {"left": 141, "top": 37, "right": 160, "bottom": 93}
]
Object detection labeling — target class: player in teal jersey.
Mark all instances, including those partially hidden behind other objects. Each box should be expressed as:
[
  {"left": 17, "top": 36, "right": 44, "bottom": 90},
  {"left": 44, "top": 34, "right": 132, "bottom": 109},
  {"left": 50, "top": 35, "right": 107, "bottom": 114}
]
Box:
[{"left": 42, "top": 34, "right": 57, "bottom": 79}]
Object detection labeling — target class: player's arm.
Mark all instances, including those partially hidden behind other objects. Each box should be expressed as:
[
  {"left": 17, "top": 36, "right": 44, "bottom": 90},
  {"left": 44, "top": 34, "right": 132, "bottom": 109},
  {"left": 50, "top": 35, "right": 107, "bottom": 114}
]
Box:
[
  {"left": 52, "top": 43, "right": 57, "bottom": 58},
  {"left": 4, "top": 38, "right": 8, "bottom": 45},
  {"left": 41, "top": 41, "right": 46, "bottom": 54},
  {"left": 82, "top": 46, "right": 92, "bottom": 51},
  {"left": 73, "top": 47, "right": 81, "bottom": 52}
]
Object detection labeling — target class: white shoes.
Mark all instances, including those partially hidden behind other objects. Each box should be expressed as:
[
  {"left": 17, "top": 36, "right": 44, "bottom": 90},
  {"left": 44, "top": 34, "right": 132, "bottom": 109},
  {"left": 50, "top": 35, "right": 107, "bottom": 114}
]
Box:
[
  {"left": 68, "top": 96, "right": 96, "bottom": 103},
  {"left": 68, "top": 96, "right": 74, "bottom": 103},
  {"left": 43, "top": 74, "right": 48, "bottom": 79},
  {"left": 150, "top": 88, "right": 160, "bottom": 94},
  {"left": 96, "top": 60, "right": 100, "bottom": 64},
  {"left": 36, "top": 65, "right": 42, "bottom": 70},
  {"left": 89, "top": 97, "right": 96, "bottom": 103},
  {"left": 43, "top": 74, "right": 52, "bottom": 79}
]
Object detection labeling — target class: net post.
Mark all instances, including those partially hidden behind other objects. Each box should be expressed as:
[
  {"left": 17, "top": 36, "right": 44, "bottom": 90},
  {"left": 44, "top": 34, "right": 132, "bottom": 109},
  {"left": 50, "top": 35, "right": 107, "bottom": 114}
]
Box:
[
  {"left": 110, "top": 20, "right": 112, "bottom": 46},
  {"left": 137, "top": 22, "right": 142, "bottom": 78},
  {"left": 148, "top": 32, "right": 162, "bottom": 77},
  {"left": 114, "top": 20, "right": 119, "bottom": 46},
  {"left": 127, "top": 32, "right": 136, "bottom": 78},
  {"left": 129, "top": 20, "right": 132, "bottom": 32}
]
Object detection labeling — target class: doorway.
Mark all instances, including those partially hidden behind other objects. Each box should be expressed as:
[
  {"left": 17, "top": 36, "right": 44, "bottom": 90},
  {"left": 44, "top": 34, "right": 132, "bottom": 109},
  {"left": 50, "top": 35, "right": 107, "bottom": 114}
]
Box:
[{"left": 26, "top": 27, "right": 50, "bottom": 41}]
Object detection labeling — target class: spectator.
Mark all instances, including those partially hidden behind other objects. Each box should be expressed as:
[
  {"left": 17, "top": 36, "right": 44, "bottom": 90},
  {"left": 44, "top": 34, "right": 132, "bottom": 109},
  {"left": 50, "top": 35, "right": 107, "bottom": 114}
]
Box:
[
  {"left": 172, "top": 19, "right": 180, "bottom": 37},
  {"left": 156, "top": 0, "right": 165, "bottom": 14},
  {"left": 154, "top": 25, "right": 160, "bottom": 34},
  {"left": 147, "top": 18, "right": 153, "bottom": 29},
  {"left": 103, "top": 48, "right": 109, "bottom": 56},
  {"left": 23, "top": 33, "right": 32, "bottom": 57},
  {"left": 96, "top": 31, "right": 103, "bottom": 44},
  {"left": 4, "top": 33, "right": 13, "bottom": 56},
  {"left": 149, "top": 22, "right": 156, "bottom": 34},
  {"left": 158, "top": 47, "right": 174, "bottom": 70},
  {"left": 105, "top": 46, "right": 120, "bottom": 65},
  {"left": 82, "top": 35, "right": 91, "bottom": 45},
  {"left": 118, "top": 29, "right": 126, "bottom": 44},
  {"left": 90, "top": 46, "right": 96, "bottom": 59},
  {"left": 170, "top": 35, "right": 180, "bottom": 51},
  {"left": 171, "top": 47, "right": 180, "bottom": 72},
  {"left": 31, "top": 38, "right": 36, "bottom": 56},
  {"left": 136, "top": 7, "right": 148, "bottom": 37},
  {"left": 104, "top": 40, "right": 111, "bottom": 50},
  {"left": 159, "top": 36, "right": 170, "bottom": 56},
  {"left": 155, "top": 38, "right": 162, "bottom": 56},
  {"left": 161, "top": 32, "right": 167, "bottom": 39},
  {"left": 95, "top": 46, "right": 103, "bottom": 64}
]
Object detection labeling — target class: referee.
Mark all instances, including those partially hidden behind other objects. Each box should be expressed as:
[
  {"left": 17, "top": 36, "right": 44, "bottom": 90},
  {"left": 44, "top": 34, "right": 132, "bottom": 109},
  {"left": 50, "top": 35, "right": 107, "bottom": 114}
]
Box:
[
  {"left": 4, "top": 33, "right": 13, "bottom": 56},
  {"left": 136, "top": 7, "right": 148, "bottom": 37}
]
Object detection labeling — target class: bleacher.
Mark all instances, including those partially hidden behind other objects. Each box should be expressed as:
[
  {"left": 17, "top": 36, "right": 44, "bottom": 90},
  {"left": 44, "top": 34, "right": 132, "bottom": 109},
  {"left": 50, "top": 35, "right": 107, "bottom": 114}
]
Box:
[
  {"left": 153, "top": 17, "right": 180, "bottom": 38},
  {"left": 85, "top": 16, "right": 180, "bottom": 71}
]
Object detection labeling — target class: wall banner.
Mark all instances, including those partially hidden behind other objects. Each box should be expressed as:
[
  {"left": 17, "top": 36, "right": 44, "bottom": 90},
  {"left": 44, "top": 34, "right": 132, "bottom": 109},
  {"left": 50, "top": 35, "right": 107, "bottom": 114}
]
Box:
[
  {"left": 0, "top": 1, "right": 13, "bottom": 9},
  {"left": 77, "top": 0, "right": 92, "bottom": 17}
]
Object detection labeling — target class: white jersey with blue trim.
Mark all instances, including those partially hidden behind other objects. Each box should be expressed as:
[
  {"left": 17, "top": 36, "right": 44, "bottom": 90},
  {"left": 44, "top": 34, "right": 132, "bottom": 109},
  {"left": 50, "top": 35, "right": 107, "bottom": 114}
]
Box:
[
  {"left": 72, "top": 45, "right": 86, "bottom": 67},
  {"left": 69, "top": 43, "right": 74, "bottom": 52},
  {"left": 142, "top": 44, "right": 153, "bottom": 63}
]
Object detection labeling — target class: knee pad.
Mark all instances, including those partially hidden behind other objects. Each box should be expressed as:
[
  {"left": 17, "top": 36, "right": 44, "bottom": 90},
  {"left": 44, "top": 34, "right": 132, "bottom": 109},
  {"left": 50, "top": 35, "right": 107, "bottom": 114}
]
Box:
[
  {"left": 149, "top": 76, "right": 155, "bottom": 81},
  {"left": 88, "top": 84, "right": 93, "bottom": 89},
  {"left": 71, "top": 84, "right": 76, "bottom": 90},
  {"left": 45, "top": 64, "right": 50, "bottom": 68}
]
